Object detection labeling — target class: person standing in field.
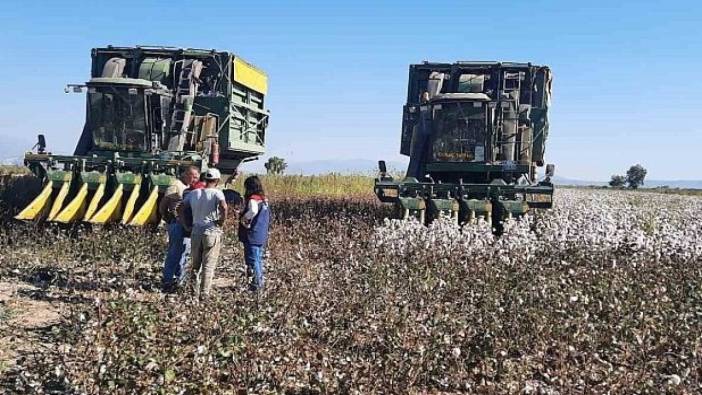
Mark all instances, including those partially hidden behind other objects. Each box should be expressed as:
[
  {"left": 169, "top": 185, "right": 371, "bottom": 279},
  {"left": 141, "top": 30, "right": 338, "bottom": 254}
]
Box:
[
  {"left": 175, "top": 179, "right": 206, "bottom": 287},
  {"left": 239, "top": 176, "right": 270, "bottom": 291},
  {"left": 180, "top": 168, "right": 228, "bottom": 298},
  {"left": 159, "top": 165, "right": 199, "bottom": 293}
]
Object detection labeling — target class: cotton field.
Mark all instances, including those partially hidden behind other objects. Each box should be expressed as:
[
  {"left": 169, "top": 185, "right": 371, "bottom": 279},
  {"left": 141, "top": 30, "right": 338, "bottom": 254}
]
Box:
[
  {"left": 374, "top": 189, "right": 702, "bottom": 264},
  {"left": 1, "top": 182, "right": 701, "bottom": 393}
]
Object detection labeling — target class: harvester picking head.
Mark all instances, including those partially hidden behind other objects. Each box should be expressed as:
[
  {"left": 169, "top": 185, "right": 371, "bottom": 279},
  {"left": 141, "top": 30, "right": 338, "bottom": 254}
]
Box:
[{"left": 16, "top": 45, "right": 269, "bottom": 226}]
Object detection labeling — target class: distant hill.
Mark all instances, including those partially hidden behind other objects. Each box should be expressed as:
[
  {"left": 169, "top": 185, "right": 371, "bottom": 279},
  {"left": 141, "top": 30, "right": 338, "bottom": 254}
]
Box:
[
  {"left": 553, "top": 176, "right": 702, "bottom": 189},
  {"left": 0, "top": 158, "right": 23, "bottom": 166},
  {"left": 1, "top": 138, "right": 33, "bottom": 165},
  {"left": 243, "top": 159, "right": 408, "bottom": 176},
  {"left": 244, "top": 161, "right": 702, "bottom": 190},
  {"left": 4, "top": 150, "right": 702, "bottom": 190},
  {"left": 552, "top": 176, "right": 607, "bottom": 187},
  {"left": 638, "top": 180, "right": 702, "bottom": 189}
]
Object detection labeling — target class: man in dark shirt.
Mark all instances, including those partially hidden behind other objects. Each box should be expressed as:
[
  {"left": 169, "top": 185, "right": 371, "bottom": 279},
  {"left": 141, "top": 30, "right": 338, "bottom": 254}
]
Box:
[{"left": 159, "top": 166, "right": 199, "bottom": 293}]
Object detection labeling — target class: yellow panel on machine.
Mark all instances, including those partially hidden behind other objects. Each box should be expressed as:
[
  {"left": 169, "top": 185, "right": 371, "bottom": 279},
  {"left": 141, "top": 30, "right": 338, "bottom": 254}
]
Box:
[
  {"left": 15, "top": 166, "right": 176, "bottom": 227},
  {"left": 14, "top": 171, "right": 72, "bottom": 222},
  {"left": 233, "top": 57, "right": 268, "bottom": 94}
]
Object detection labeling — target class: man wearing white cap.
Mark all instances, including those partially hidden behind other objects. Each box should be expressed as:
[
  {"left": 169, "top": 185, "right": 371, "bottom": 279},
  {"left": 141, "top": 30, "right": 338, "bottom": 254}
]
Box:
[{"left": 180, "top": 168, "right": 228, "bottom": 298}]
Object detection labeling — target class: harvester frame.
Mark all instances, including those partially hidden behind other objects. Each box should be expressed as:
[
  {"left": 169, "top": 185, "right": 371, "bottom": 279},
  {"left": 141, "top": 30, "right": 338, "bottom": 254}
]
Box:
[
  {"left": 375, "top": 61, "right": 555, "bottom": 230},
  {"left": 16, "top": 45, "right": 269, "bottom": 226}
]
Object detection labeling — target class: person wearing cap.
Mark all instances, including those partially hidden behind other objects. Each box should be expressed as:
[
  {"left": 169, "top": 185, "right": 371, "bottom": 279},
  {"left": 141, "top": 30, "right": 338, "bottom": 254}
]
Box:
[
  {"left": 159, "top": 165, "right": 199, "bottom": 293},
  {"left": 180, "top": 168, "right": 228, "bottom": 298}
]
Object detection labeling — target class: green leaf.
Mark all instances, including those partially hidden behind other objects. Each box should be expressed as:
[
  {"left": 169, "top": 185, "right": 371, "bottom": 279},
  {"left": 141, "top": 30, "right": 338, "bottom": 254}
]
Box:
[{"left": 164, "top": 369, "right": 176, "bottom": 383}]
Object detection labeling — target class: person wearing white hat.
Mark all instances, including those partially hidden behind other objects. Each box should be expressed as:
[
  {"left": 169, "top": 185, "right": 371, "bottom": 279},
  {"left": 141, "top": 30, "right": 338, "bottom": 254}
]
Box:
[{"left": 180, "top": 167, "right": 228, "bottom": 298}]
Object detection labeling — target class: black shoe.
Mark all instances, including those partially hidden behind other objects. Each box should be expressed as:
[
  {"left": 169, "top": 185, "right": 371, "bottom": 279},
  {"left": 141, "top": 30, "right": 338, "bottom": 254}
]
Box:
[
  {"left": 161, "top": 283, "right": 177, "bottom": 294},
  {"left": 248, "top": 283, "right": 264, "bottom": 293}
]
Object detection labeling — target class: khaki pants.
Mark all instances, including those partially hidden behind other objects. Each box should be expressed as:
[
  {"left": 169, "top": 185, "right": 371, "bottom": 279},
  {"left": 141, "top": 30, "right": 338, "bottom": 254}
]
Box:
[{"left": 191, "top": 230, "right": 223, "bottom": 297}]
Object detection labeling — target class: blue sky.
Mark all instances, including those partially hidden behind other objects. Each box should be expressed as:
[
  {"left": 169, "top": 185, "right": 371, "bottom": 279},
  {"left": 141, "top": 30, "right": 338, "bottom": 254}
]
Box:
[{"left": 0, "top": 0, "right": 700, "bottom": 180}]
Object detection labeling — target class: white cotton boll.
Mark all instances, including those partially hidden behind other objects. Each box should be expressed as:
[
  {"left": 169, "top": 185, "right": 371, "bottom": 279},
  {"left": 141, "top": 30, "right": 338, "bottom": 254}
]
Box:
[{"left": 665, "top": 374, "right": 682, "bottom": 386}]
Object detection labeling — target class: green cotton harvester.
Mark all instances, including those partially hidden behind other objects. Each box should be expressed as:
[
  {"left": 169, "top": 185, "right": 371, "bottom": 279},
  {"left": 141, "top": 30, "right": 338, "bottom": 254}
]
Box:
[
  {"left": 16, "top": 45, "right": 269, "bottom": 226},
  {"left": 375, "top": 61, "right": 555, "bottom": 232}
]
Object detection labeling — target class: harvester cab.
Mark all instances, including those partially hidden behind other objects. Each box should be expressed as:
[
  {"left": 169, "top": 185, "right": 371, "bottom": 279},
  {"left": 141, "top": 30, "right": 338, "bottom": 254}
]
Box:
[
  {"left": 375, "top": 61, "right": 555, "bottom": 231},
  {"left": 16, "top": 46, "right": 269, "bottom": 226}
]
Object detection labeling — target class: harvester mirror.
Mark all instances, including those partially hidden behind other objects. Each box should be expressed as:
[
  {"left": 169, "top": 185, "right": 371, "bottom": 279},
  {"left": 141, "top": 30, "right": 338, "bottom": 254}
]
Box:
[
  {"left": 546, "top": 164, "right": 555, "bottom": 177},
  {"left": 35, "top": 134, "right": 46, "bottom": 153},
  {"left": 378, "top": 160, "right": 387, "bottom": 175},
  {"left": 65, "top": 84, "right": 86, "bottom": 94}
]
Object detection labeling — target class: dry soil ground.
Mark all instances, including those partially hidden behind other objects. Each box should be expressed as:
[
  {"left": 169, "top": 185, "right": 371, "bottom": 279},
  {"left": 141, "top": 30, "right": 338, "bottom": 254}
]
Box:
[{"left": 1, "top": 176, "right": 701, "bottom": 393}]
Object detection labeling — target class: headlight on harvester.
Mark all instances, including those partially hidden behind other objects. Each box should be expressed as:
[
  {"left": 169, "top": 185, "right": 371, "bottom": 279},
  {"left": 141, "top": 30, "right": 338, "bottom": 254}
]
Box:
[{"left": 380, "top": 188, "right": 399, "bottom": 198}]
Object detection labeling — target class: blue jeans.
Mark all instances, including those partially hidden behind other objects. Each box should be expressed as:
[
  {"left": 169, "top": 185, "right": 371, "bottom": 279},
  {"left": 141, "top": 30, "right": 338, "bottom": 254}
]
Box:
[
  {"left": 244, "top": 243, "right": 265, "bottom": 290},
  {"left": 163, "top": 222, "right": 189, "bottom": 287}
]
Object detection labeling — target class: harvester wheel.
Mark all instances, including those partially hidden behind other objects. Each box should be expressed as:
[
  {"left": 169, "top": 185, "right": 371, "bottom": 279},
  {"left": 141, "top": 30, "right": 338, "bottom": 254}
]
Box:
[
  {"left": 491, "top": 199, "right": 505, "bottom": 236},
  {"left": 457, "top": 203, "right": 473, "bottom": 226},
  {"left": 425, "top": 204, "right": 440, "bottom": 225},
  {"left": 392, "top": 203, "right": 407, "bottom": 220}
]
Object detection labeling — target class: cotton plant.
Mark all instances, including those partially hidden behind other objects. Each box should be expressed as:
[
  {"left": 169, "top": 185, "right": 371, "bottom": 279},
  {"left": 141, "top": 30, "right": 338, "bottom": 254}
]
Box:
[
  {"left": 372, "top": 189, "right": 702, "bottom": 265},
  {"left": 3, "top": 189, "right": 702, "bottom": 393}
]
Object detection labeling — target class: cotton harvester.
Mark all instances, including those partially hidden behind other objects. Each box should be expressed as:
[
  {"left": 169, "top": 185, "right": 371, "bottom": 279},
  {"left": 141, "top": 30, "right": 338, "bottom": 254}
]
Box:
[
  {"left": 16, "top": 45, "right": 268, "bottom": 225},
  {"left": 375, "top": 61, "right": 555, "bottom": 232}
]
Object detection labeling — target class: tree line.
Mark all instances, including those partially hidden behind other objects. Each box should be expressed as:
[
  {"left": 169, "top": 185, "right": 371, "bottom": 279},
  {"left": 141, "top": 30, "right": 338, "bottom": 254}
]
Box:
[
  {"left": 609, "top": 164, "right": 647, "bottom": 189},
  {"left": 264, "top": 157, "right": 650, "bottom": 191},
  {"left": 264, "top": 156, "right": 287, "bottom": 175}
]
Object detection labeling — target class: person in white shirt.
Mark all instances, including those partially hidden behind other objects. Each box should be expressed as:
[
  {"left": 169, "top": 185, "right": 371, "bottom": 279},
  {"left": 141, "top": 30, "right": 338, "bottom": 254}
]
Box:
[{"left": 180, "top": 168, "right": 227, "bottom": 298}]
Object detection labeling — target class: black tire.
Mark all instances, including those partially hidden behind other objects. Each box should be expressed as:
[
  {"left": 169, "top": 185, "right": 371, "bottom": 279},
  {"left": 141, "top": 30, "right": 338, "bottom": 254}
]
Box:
[{"left": 491, "top": 199, "right": 504, "bottom": 236}]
